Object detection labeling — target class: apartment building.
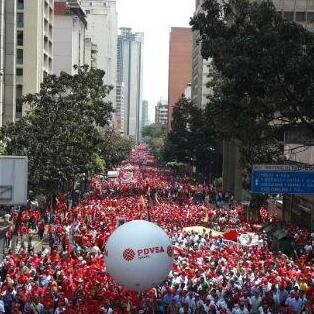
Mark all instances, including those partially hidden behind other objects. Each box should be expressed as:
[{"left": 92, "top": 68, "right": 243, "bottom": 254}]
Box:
[
  {"left": 53, "top": 0, "right": 87, "bottom": 75},
  {"left": 17, "top": 0, "right": 54, "bottom": 117}
]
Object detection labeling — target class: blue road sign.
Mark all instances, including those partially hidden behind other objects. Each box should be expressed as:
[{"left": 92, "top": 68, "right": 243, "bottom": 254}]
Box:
[{"left": 252, "top": 168, "right": 314, "bottom": 195}]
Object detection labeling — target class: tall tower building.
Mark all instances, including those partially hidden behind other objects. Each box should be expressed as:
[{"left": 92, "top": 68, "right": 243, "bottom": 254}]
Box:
[
  {"left": 116, "top": 28, "right": 144, "bottom": 143},
  {"left": 192, "top": 0, "right": 213, "bottom": 110},
  {"left": 53, "top": 0, "right": 87, "bottom": 75},
  {"left": 0, "top": 0, "right": 16, "bottom": 126},
  {"left": 167, "top": 27, "right": 192, "bottom": 131},
  {"left": 18, "top": 0, "right": 54, "bottom": 117},
  {"left": 141, "top": 100, "right": 149, "bottom": 129},
  {"left": 81, "top": 0, "right": 117, "bottom": 109}
]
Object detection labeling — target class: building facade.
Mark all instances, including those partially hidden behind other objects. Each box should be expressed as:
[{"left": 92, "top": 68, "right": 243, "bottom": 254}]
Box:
[
  {"left": 115, "top": 82, "right": 124, "bottom": 134},
  {"left": 116, "top": 28, "right": 144, "bottom": 143},
  {"left": 141, "top": 100, "right": 149, "bottom": 129},
  {"left": 0, "top": 0, "right": 16, "bottom": 126},
  {"left": 167, "top": 27, "right": 192, "bottom": 131},
  {"left": 19, "top": 0, "right": 54, "bottom": 117},
  {"left": 280, "top": 0, "right": 314, "bottom": 229},
  {"left": 155, "top": 100, "right": 168, "bottom": 126},
  {"left": 81, "top": 0, "right": 117, "bottom": 109},
  {"left": 84, "top": 37, "right": 98, "bottom": 69},
  {"left": 53, "top": 0, "right": 87, "bottom": 75},
  {"left": 191, "top": 0, "right": 213, "bottom": 110}
]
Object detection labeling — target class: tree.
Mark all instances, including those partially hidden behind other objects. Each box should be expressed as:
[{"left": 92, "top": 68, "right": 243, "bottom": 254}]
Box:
[
  {"left": 100, "top": 129, "right": 134, "bottom": 168},
  {"left": 0, "top": 142, "right": 4, "bottom": 155},
  {"left": 191, "top": 0, "right": 314, "bottom": 138},
  {"left": 164, "top": 96, "right": 219, "bottom": 180},
  {"left": 142, "top": 123, "right": 166, "bottom": 164},
  {"left": 142, "top": 123, "right": 166, "bottom": 140},
  {"left": 190, "top": 0, "right": 314, "bottom": 185},
  {"left": 0, "top": 66, "right": 113, "bottom": 203}
]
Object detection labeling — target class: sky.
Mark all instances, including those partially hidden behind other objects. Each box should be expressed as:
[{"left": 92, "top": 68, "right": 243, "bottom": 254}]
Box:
[{"left": 116, "top": 0, "right": 195, "bottom": 123}]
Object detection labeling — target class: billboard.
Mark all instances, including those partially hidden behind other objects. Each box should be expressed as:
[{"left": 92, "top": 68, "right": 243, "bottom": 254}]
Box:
[
  {"left": 252, "top": 165, "right": 314, "bottom": 195},
  {"left": 0, "top": 156, "right": 28, "bottom": 205}
]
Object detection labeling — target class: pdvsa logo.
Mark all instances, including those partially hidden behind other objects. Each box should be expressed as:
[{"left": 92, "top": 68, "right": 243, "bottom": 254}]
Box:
[
  {"left": 122, "top": 246, "right": 173, "bottom": 261},
  {"left": 123, "top": 248, "right": 136, "bottom": 261}
]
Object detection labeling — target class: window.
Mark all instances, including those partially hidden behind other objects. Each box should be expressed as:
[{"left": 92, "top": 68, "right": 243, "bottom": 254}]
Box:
[
  {"left": 16, "top": 84, "right": 23, "bottom": 116},
  {"left": 16, "top": 85, "right": 23, "bottom": 98},
  {"left": 17, "top": 0, "right": 24, "bottom": 10},
  {"left": 17, "top": 13, "right": 24, "bottom": 28},
  {"left": 17, "top": 49, "right": 23, "bottom": 64},
  {"left": 17, "top": 31, "right": 23, "bottom": 46},
  {"left": 283, "top": 11, "right": 294, "bottom": 21},
  {"left": 85, "top": 10, "right": 90, "bottom": 14},
  {"left": 296, "top": 12, "right": 306, "bottom": 22},
  {"left": 16, "top": 68, "right": 23, "bottom": 76},
  {"left": 90, "top": 2, "right": 93, "bottom": 6},
  {"left": 308, "top": 12, "right": 314, "bottom": 23}
]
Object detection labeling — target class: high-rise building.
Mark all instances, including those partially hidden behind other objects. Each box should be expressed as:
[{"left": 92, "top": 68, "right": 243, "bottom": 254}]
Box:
[
  {"left": 84, "top": 37, "right": 98, "bottom": 69},
  {"left": 155, "top": 100, "right": 168, "bottom": 126},
  {"left": 141, "top": 100, "right": 149, "bottom": 129},
  {"left": 0, "top": 0, "right": 16, "bottom": 126},
  {"left": 191, "top": 0, "right": 213, "bottom": 110},
  {"left": 17, "top": 0, "right": 54, "bottom": 117},
  {"left": 116, "top": 28, "right": 144, "bottom": 143},
  {"left": 167, "top": 27, "right": 192, "bottom": 131},
  {"left": 115, "top": 82, "right": 124, "bottom": 134},
  {"left": 81, "top": 0, "right": 117, "bottom": 109},
  {"left": 53, "top": 0, "right": 87, "bottom": 75}
]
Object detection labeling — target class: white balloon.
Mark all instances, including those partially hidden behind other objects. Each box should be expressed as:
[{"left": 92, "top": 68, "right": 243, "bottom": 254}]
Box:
[{"left": 105, "top": 220, "right": 173, "bottom": 291}]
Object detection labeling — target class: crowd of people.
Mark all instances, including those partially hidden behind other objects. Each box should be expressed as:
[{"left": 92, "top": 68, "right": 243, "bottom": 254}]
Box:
[{"left": 0, "top": 146, "right": 313, "bottom": 313}]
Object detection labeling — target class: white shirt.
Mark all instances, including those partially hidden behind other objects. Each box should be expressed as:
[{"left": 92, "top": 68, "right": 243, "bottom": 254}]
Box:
[
  {"left": 0, "top": 300, "right": 4, "bottom": 313},
  {"left": 102, "top": 307, "right": 113, "bottom": 314}
]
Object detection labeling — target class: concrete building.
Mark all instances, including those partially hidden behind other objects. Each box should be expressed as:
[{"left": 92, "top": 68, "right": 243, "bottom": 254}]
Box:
[
  {"left": 191, "top": 0, "right": 213, "bottom": 110},
  {"left": 116, "top": 28, "right": 144, "bottom": 143},
  {"left": 81, "top": 0, "right": 117, "bottom": 109},
  {"left": 141, "top": 100, "right": 149, "bottom": 129},
  {"left": 53, "top": 0, "right": 87, "bottom": 75},
  {"left": 17, "top": 0, "right": 54, "bottom": 117},
  {"left": 274, "top": 0, "right": 314, "bottom": 230},
  {"left": 84, "top": 37, "right": 98, "bottom": 69},
  {"left": 115, "top": 82, "right": 124, "bottom": 134},
  {"left": 155, "top": 100, "right": 168, "bottom": 126},
  {"left": 272, "top": 0, "right": 314, "bottom": 32},
  {"left": 167, "top": 27, "right": 192, "bottom": 131},
  {"left": 283, "top": 128, "right": 314, "bottom": 230},
  {"left": 0, "top": 0, "right": 17, "bottom": 126}
]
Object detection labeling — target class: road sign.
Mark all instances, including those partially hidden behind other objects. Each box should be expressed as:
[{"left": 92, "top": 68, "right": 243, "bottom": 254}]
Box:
[{"left": 252, "top": 165, "right": 314, "bottom": 195}]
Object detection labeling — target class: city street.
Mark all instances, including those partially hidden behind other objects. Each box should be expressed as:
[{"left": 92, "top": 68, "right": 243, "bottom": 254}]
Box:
[{"left": 0, "top": 146, "right": 313, "bottom": 313}]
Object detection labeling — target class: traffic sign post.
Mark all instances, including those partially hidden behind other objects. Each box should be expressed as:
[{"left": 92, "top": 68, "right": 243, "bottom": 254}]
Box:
[{"left": 252, "top": 165, "right": 314, "bottom": 195}]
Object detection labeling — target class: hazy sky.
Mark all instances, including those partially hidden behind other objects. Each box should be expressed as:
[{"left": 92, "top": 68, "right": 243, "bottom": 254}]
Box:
[{"left": 116, "top": 0, "right": 195, "bottom": 122}]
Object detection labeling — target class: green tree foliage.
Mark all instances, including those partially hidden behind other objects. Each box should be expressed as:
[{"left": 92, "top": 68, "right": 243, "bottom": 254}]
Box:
[
  {"left": 190, "top": 0, "right": 314, "bottom": 185},
  {"left": 164, "top": 96, "right": 218, "bottom": 178},
  {"left": 0, "top": 66, "right": 113, "bottom": 200},
  {"left": 191, "top": 0, "right": 314, "bottom": 141},
  {"left": 142, "top": 123, "right": 166, "bottom": 164},
  {"left": 0, "top": 142, "right": 4, "bottom": 155},
  {"left": 101, "top": 129, "right": 134, "bottom": 168}
]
